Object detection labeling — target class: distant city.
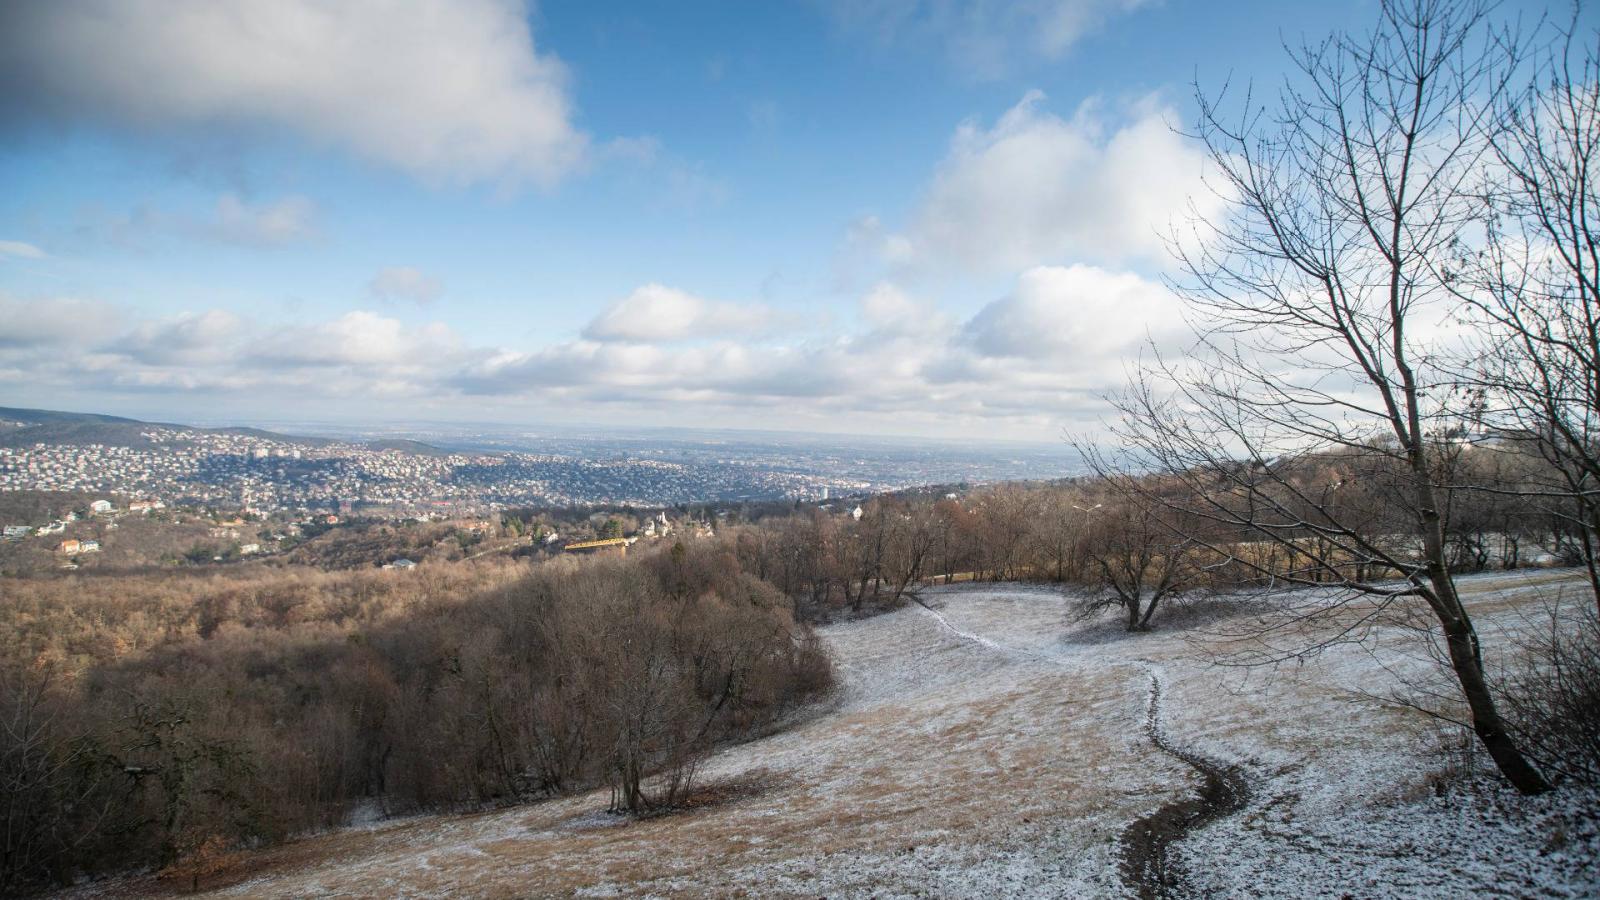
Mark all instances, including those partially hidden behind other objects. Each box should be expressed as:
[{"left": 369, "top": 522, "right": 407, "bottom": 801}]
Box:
[{"left": 0, "top": 407, "right": 1079, "bottom": 514}]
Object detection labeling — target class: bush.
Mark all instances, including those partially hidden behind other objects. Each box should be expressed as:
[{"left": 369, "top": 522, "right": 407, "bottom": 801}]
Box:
[{"left": 1498, "top": 602, "right": 1600, "bottom": 786}]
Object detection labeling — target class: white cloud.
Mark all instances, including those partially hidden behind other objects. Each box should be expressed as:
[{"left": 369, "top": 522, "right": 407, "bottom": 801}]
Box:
[
  {"left": 121, "top": 310, "right": 243, "bottom": 365},
  {"left": 1, "top": 0, "right": 587, "bottom": 187},
  {"left": 459, "top": 268, "right": 1174, "bottom": 427},
  {"left": 860, "top": 281, "right": 948, "bottom": 338},
  {"left": 250, "top": 311, "right": 464, "bottom": 369},
  {"left": 827, "top": 0, "right": 1150, "bottom": 79},
  {"left": 846, "top": 215, "right": 915, "bottom": 264},
  {"left": 368, "top": 267, "right": 444, "bottom": 305},
  {"left": 582, "top": 284, "right": 775, "bottom": 343},
  {"left": 0, "top": 301, "right": 472, "bottom": 402},
  {"left": 891, "top": 91, "right": 1219, "bottom": 272},
  {"left": 962, "top": 264, "right": 1182, "bottom": 359},
  {"left": 0, "top": 293, "right": 120, "bottom": 348},
  {"left": 0, "top": 240, "right": 45, "bottom": 259}
]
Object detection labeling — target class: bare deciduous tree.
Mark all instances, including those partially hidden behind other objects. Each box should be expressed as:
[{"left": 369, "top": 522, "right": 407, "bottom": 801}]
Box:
[
  {"left": 1079, "top": 492, "right": 1196, "bottom": 632},
  {"left": 1107, "top": 0, "right": 1550, "bottom": 792}
]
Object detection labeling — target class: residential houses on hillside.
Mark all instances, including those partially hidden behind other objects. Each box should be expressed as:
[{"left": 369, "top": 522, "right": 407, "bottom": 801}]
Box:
[{"left": 0, "top": 426, "right": 867, "bottom": 514}]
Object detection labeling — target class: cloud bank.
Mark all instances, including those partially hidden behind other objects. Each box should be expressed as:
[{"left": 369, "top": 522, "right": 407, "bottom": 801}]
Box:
[
  {"left": 0, "top": 0, "right": 587, "bottom": 187},
  {"left": 1, "top": 267, "right": 1178, "bottom": 435}
]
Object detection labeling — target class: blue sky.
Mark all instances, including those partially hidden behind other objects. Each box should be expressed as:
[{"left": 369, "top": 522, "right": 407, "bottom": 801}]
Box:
[{"left": 0, "top": 0, "right": 1560, "bottom": 441}]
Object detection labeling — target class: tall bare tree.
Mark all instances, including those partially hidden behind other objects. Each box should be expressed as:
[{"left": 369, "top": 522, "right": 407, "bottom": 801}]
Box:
[
  {"left": 1452, "top": 15, "right": 1600, "bottom": 610},
  {"left": 1108, "top": 0, "right": 1549, "bottom": 792}
]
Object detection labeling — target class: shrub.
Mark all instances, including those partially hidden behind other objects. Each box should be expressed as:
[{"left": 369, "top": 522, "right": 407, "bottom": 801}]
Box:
[{"left": 1498, "top": 602, "right": 1600, "bottom": 786}]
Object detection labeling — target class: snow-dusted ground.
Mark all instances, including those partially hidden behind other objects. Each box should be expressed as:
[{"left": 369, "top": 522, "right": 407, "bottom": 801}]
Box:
[{"left": 79, "top": 571, "right": 1599, "bottom": 898}]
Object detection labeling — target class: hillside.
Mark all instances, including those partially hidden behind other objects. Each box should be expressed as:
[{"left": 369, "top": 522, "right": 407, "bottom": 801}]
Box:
[
  {"left": 66, "top": 572, "right": 1599, "bottom": 898},
  {"left": 362, "top": 438, "right": 451, "bottom": 456},
  {"left": 0, "top": 407, "right": 326, "bottom": 449},
  {"left": 0, "top": 407, "right": 169, "bottom": 449},
  {"left": 0, "top": 490, "right": 98, "bottom": 525},
  {"left": 0, "top": 408, "right": 152, "bottom": 427}
]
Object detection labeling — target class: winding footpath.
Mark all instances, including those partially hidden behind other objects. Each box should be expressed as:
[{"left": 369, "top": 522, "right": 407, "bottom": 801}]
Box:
[
  {"left": 1119, "top": 663, "right": 1252, "bottom": 900},
  {"left": 911, "top": 594, "right": 1252, "bottom": 900}
]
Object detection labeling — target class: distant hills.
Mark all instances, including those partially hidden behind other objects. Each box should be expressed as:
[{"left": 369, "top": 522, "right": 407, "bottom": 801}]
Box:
[
  {"left": 0, "top": 407, "right": 183, "bottom": 449},
  {"left": 363, "top": 438, "right": 455, "bottom": 457},
  {"left": 0, "top": 407, "right": 448, "bottom": 455}
]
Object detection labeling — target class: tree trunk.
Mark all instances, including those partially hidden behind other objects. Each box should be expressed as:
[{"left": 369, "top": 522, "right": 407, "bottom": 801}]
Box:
[
  {"left": 1584, "top": 505, "right": 1600, "bottom": 619},
  {"left": 1124, "top": 594, "right": 1145, "bottom": 632},
  {"left": 1437, "top": 602, "right": 1550, "bottom": 793},
  {"left": 1418, "top": 495, "right": 1550, "bottom": 794},
  {"left": 1136, "top": 594, "right": 1161, "bottom": 631}
]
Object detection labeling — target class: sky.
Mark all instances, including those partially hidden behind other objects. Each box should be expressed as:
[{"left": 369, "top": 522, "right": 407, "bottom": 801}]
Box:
[{"left": 0, "top": 0, "right": 1561, "bottom": 442}]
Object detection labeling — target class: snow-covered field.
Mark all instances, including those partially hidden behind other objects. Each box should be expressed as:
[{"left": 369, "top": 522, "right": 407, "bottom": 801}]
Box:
[{"left": 81, "top": 571, "right": 1599, "bottom": 898}]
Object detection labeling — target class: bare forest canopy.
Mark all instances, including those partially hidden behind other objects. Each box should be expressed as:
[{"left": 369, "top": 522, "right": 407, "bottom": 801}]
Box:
[{"left": 0, "top": 544, "right": 831, "bottom": 891}]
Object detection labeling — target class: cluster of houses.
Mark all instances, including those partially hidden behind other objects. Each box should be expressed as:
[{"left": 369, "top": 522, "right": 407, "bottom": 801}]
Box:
[
  {"left": 0, "top": 495, "right": 167, "bottom": 556},
  {"left": 3, "top": 511, "right": 77, "bottom": 542},
  {"left": 640, "top": 511, "right": 673, "bottom": 539}
]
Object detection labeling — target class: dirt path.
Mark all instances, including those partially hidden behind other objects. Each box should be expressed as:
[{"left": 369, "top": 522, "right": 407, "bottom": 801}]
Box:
[
  {"left": 909, "top": 595, "right": 1252, "bottom": 900},
  {"left": 1118, "top": 663, "right": 1250, "bottom": 900},
  {"left": 908, "top": 592, "right": 1054, "bottom": 662}
]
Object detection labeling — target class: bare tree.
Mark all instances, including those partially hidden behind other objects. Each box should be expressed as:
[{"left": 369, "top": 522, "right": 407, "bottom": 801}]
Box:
[
  {"left": 879, "top": 498, "right": 940, "bottom": 604},
  {"left": 1079, "top": 491, "right": 1196, "bottom": 631},
  {"left": 1028, "top": 486, "right": 1091, "bottom": 584},
  {"left": 1109, "top": 0, "right": 1549, "bottom": 792},
  {"left": 1452, "top": 14, "right": 1600, "bottom": 610},
  {"left": 840, "top": 501, "right": 889, "bottom": 612},
  {"left": 972, "top": 484, "right": 1037, "bottom": 581}
]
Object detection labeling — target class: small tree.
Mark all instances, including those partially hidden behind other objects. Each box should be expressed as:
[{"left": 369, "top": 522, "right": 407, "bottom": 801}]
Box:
[{"left": 1078, "top": 490, "right": 1196, "bottom": 631}]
